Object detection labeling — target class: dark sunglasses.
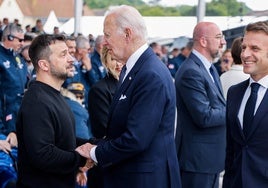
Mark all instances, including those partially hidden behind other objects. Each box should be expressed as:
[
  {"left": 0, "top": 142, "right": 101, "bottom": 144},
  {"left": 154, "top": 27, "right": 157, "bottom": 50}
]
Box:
[
  {"left": 25, "top": 59, "right": 32, "bottom": 63},
  {"left": 12, "top": 35, "right": 24, "bottom": 42}
]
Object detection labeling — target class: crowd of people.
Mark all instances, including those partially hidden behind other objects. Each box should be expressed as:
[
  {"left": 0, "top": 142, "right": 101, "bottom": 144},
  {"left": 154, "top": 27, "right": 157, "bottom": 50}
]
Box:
[{"left": 1, "top": 4, "right": 268, "bottom": 188}]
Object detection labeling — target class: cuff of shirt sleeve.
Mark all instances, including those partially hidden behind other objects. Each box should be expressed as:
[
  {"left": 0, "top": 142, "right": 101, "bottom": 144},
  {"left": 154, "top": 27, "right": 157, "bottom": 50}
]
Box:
[{"left": 90, "top": 146, "right": 98, "bottom": 164}]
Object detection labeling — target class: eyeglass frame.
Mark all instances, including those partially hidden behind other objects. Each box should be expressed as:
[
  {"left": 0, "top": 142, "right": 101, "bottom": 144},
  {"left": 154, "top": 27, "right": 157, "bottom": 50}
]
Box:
[
  {"left": 10, "top": 35, "right": 24, "bottom": 42},
  {"left": 204, "top": 34, "right": 225, "bottom": 40},
  {"left": 25, "top": 59, "right": 32, "bottom": 63}
]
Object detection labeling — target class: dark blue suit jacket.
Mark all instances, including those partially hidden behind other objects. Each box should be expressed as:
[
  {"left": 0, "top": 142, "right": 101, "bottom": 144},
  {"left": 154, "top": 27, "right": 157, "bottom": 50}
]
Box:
[
  {"left": 91, "top": 49, "right": 107, "bottom": 80},
  {"left": 175, "top": 52, "right": 226, "bottom": 174},
  {"left": 95, "top": 47, "right": 181, "bottom": 188},
  {"left": 223, "top": 79, "right": 268, "bottom": 188}
]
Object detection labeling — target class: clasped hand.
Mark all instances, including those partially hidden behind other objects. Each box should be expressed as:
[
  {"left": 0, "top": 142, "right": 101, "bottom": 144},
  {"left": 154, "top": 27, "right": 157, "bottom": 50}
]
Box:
[
  {"left": 0, "top": 132, "right": 17, "bottom": 154},
  {"left": 76, "top": 143, "right": 95, "bottom": 170}
]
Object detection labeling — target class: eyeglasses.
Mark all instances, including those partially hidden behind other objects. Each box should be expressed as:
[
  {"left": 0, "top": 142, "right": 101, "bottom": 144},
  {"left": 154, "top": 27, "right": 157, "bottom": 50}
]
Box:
[
  {"left": 25, "top": 59, "right": 32, "bottom": 63},
  {"left": 12, "top": 35, "right": 24, "bottom": 42},
  {"left": 204, "top": 35, "right": 225, "bottom": 40},
  {"left": 215, "top": 35, "right": 225, "bottom": 40}
]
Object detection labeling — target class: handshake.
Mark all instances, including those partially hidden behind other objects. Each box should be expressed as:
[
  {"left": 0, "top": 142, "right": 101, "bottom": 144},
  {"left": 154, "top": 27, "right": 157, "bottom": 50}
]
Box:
[
  {"left": 75, "top": 142, "right": 96, "bottom": 186},
  {"left": 76, "top": 142, "right": 96, "bottom": 170}
]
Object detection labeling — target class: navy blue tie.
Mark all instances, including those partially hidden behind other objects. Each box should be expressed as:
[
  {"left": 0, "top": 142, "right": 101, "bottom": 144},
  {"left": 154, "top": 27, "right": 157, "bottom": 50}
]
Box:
[
  {"left": 119, "top": 65, "right": 127, "bottom": 84},
  {"left": 243, "top": 83, "right": 260, "bottom": 137},
  {"left": 209, "top": 65, "right": 221, "bottom": 91}
]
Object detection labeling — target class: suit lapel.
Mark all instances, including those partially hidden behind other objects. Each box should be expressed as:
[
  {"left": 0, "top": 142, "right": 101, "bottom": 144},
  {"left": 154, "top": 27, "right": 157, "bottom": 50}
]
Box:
[
  {"left": 190, "top": 54, "right": 225, "bottom": 104},
  {"left": 210, "top": 64, "right": 225, "bottom": 98},
  {"left": 108, "top": 47, "right": 154, "bottom": 121},
  {"left": 231, "top": 80, "right": 249, "bottom": 140}
]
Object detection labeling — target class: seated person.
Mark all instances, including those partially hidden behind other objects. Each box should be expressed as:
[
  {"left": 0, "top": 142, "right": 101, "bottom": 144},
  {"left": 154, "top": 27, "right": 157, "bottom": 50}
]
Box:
[
  {"left": 61, "top": 82, "right": 93, "bottom": 188},
  {"left": 0, "top": 133, "right": 17, "bottom": 188},
  {"left": 60, "top": 82, "right": 92, "bottom": 140}
]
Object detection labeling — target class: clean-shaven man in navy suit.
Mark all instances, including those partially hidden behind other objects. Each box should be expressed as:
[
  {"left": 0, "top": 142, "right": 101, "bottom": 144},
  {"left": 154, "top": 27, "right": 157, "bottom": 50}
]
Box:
[
  {"left": 174, "top": 22, "right": 226, "bottom": 188},
  {"left": 223, "top": 21, "right": 268, "bottom": 188},
  {"left": 76, "top": 5, "right": 181, "bottom": 188}
]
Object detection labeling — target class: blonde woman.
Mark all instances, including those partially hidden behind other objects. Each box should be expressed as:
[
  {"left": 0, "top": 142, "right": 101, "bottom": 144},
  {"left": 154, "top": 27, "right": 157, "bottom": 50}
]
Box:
[{"left": 88, "top": 46, "right": 122, "bottom": 138}]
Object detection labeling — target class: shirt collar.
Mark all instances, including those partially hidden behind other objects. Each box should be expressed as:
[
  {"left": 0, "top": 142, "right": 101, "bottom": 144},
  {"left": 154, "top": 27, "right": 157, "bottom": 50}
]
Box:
[
  {"left": 249, "top": 75, "right": 268, "bottom": 89},
  {"left": 125, "top": 43, "right": 148, "bottom": 74},
  {"left": 192, "top": 49, "right": 212, "bottom": 70}
]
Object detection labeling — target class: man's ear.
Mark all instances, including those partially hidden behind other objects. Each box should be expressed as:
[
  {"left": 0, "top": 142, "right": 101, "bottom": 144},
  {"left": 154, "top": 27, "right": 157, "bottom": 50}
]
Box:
[
  {"left": 125, "top": 28, "right": 131, "bottom": 39},
  {"left": 200, "top": 36, "right": 207, "bottom": 48},
  {"left": 38, "top": 60, "right": 49, "bottom": 71}
]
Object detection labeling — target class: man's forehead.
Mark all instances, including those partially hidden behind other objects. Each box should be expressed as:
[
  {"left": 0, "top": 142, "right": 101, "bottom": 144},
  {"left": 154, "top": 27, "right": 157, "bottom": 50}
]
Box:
[
  {"left": 50, "top": 41, "right": 68, "bottom": 50},
  {"left": 13, "top": 32, "right": 24, "bottom": 37}
]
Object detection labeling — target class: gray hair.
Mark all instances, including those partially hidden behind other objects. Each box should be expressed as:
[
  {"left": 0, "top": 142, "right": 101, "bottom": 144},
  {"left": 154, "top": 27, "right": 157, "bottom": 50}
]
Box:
[
  {"left": 2, "top": 23, "right": 24, "bottom": 41},
  {"left": 105, "top": 5, "right": 148, "bottom": 41},
  {"left": 95, "top": 35, "right": 104, "bottom": 45},
  {"left": 75, "top": 36, "right": 89, "bottom": 49}
]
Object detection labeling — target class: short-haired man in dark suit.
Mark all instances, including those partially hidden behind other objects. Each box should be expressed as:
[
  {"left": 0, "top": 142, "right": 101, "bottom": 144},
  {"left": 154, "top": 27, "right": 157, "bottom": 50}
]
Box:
[
  {"left": 76, "top": 5, "right": 181, "bottom": 188},
  {"left": 175, "top": 22, "right": 226, "bottom": 188},
  {"left": 223, "top": 20, "right": 268, "bottom": 188}
]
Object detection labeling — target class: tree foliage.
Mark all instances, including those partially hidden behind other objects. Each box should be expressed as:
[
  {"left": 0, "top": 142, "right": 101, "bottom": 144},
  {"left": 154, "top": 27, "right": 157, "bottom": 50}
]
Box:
[
  {"left": 206, "top": 0, "right": 249, "bottom": 16},
  {"left": 138, "top": 5, "right": 181, "bottom": 16},
  {"left": 84, "top": 0, "right": 252, "bottom": 16},
  {"left": 85, "top": 0, "right": 145, "bottom": 9}
]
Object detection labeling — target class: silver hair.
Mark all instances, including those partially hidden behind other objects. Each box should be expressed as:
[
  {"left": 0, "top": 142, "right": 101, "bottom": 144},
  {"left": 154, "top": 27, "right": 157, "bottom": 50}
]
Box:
[
  {"left": 95, "top": 35, "right": 104, "bottom": 45},
  {"left": 75, "top": 35, "right": 89, "bottom": 49},
  {"left": 2, "top": 23, "right": 23, "bottom": 41},
  {"left": 105, "top": 5, "right": 148, "bottom": 41}
]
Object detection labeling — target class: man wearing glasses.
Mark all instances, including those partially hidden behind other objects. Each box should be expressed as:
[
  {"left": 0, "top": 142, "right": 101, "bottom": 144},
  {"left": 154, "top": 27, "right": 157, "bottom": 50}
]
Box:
[
  {"left": 0, "top": 23, "right": 27, "bottom": 187},
  {"left": 175, "top": 22, "right": 226, "bottom": 188}
]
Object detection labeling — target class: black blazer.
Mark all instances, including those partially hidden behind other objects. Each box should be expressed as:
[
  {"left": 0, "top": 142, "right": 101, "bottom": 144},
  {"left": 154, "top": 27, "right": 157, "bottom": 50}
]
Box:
[{"left": 88, "top": 73, "right": 118, "bottom": 138}]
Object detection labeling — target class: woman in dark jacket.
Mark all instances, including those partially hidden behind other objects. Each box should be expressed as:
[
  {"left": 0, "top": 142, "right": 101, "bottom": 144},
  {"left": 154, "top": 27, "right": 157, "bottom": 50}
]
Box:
[
  {"left": 87, "top": 46, "right": 122, "bottom": 188},
  {"left": 88, "top": 47, "right": 123, "bottom": 139}
]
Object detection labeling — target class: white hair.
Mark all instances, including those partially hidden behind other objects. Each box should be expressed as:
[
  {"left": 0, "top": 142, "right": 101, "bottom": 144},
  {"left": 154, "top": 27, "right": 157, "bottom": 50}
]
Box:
[{"left": 105, "top": 5, "right": 148, "bottom": 41}]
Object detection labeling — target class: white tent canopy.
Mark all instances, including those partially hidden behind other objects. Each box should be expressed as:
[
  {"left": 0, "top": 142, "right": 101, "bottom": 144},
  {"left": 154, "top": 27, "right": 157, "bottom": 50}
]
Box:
[
  {"left": 44, "top": 10, "right": 61, "bottom": 34},
  {"left": 59, "top": 16, "right": 268, "bottom": 38},
  {"left": 59, "top": 16, "right": 104, "bottom": 36}
]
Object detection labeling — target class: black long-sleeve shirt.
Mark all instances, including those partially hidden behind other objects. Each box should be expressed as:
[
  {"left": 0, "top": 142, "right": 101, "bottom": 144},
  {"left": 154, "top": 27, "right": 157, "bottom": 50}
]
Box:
[{"left": 16, "top": 81, "right": 86, "bottom": 188}]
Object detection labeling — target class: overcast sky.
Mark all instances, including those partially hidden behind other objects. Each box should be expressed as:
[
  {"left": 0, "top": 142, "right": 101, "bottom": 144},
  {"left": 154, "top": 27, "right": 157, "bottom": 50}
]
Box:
[{"left": 143, "top": 0, "right": 266, "bottom": 11}]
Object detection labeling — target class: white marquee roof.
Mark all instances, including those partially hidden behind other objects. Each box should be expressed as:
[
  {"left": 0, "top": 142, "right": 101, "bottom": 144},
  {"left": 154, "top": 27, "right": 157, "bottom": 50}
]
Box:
[{"left": 58, "top": 16, "right": 268, "bottom": 38}]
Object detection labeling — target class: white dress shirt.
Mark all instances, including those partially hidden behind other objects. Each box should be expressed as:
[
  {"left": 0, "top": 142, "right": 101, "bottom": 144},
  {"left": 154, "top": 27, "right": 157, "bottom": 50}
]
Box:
[
  {"left": 238, "top": 76, "right": 268, "bottom": 128},
  {"left": 192, "top": 49, "right": 215, "bottom": 82}
]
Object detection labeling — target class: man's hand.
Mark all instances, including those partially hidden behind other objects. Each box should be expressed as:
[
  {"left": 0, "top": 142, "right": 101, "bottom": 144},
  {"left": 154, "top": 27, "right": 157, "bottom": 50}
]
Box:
[
  {"left": 79, "top": 159, "right": 95, "bottom": 172},
  {"left": 0, "top": 140, "right": 11, "bottom": 154},
  {"left": 6, "top": 132, "right": 17, "bottom": 147},
  {"left": 81, "top": 54, "right": 92, "bottom": 71},
  {"left": 76, "top": 171, "right": 87, "bottom": 187},
  {"left": 75, "top": 143, "right": 95, "bottom": 158}
]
